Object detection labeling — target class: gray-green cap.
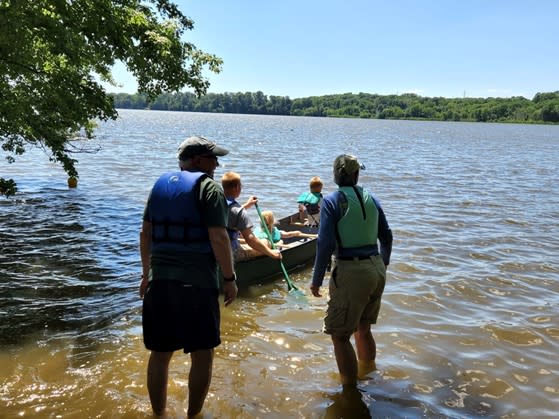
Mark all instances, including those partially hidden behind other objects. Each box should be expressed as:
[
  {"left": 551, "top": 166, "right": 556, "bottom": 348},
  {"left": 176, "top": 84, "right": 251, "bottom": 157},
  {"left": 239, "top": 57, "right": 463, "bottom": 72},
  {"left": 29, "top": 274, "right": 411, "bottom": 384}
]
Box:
[
  {"left": 177, "top": 136, "right": 229, "bottom": 161},
  {"left": 333, "top": 154, "right": 364, "bottom": 179}
]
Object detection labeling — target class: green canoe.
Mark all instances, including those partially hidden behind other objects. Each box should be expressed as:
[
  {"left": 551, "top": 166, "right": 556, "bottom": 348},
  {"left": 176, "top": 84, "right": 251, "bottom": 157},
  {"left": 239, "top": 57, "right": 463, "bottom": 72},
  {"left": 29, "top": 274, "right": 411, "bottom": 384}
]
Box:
[{"left": 233, "top": 212, "right": 318, "bottom": 287}]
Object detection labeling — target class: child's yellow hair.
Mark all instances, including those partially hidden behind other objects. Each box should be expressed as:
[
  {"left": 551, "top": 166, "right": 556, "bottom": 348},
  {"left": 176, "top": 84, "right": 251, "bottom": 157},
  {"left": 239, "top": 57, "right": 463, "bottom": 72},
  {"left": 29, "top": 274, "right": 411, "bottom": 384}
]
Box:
[
  {"left": 260, "top": 210, "right": 275, "bottom": 230},
  {"left": 309, "top": 176, "right": 323, "bottom": 193},
  {"left": 221, "top": 171, "right": 241, "bottom": 190}
]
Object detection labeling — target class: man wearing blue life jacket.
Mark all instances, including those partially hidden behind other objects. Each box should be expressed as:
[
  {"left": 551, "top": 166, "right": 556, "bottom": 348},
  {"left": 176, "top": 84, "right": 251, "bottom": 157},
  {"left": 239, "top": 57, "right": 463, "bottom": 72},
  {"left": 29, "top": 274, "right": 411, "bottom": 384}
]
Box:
[
  {"left": 139, "top": 136, "right": 237, "bottom": 418},
  {"left": 310, "top": 154, "right": 393, "bottom": 389}
]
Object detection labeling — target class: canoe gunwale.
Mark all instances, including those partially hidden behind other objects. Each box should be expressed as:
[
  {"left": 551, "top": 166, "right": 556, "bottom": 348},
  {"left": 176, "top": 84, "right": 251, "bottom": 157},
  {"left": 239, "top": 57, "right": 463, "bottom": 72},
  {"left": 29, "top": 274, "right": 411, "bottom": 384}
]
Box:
[{"left": 232, "top": 212, "right": 318, "bottom": 287}]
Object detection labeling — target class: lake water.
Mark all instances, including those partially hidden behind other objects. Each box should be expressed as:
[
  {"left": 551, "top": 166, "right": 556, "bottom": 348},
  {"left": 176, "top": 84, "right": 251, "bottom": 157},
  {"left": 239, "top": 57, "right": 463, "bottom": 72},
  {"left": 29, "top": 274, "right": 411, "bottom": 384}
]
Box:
[{"left": 1, "top": 110, "right": 558, "bottom": 418}]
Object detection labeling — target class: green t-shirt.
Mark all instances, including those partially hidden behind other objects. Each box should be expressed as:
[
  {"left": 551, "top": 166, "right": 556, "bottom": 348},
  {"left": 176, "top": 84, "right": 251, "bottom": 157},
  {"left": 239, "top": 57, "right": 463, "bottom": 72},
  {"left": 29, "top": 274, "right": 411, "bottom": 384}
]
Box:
[{"left": 145, "top": 176, "right": 228, "bottom": 289}]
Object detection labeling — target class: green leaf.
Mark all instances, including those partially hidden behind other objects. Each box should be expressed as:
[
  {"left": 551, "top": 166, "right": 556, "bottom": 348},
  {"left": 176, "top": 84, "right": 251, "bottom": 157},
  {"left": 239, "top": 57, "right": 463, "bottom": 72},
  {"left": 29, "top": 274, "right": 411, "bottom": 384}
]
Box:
[{"left": 0, "top": 0, "right": 221, "bottom": 196}]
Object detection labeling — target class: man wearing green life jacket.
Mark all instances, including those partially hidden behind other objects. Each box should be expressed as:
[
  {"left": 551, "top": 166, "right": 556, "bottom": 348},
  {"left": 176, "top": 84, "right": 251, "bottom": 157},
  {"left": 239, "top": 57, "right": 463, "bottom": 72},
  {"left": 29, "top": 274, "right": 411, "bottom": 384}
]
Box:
[{"left": 310, "top": 154, "right": 393, "bottom": 389}]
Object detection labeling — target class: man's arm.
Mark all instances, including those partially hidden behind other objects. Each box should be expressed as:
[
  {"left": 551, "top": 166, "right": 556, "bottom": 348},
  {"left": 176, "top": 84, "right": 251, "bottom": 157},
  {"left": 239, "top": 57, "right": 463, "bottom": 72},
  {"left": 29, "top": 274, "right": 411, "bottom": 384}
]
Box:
[
  {"left": 310, "top": 195, "right": 337, "bottom": 296},
  {"left": 208, "top": 226, "right": 238, "bottom": 306},
  {"left": 377, "top": 206, "right": 393, "bottom": 266},
  {"left": 139, "top": 220, "right": 151, "bottom": 298},
  {"left": 201, "top": 178, "right": 238, "bottom": 305},
  {"left": 240, "top": 228, "right": 282, "bottom": 259},
  {"left": 242, "top": 195, "right": 258, "bottom": 209}
]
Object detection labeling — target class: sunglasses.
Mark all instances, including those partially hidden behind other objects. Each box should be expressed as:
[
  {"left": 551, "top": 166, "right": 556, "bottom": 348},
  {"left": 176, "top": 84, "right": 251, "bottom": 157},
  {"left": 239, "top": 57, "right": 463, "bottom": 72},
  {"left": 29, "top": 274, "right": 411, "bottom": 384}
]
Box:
[{"left": 199, "top": 154, "right": 219, "bottom": 165}]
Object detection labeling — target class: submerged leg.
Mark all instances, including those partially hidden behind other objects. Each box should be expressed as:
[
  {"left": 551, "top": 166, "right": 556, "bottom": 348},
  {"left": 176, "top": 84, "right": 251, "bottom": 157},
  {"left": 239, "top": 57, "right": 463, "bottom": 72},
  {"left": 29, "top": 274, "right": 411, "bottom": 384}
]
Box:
[
  {"left": 147, "top": 351, "right": 174, "bottom": 416},
  {"left": 332, "top": 334, "right": 358, "bottom": 387},
  {"left": 187, "top": 348, "right": 214, "bottom": 417},
  {"left": 354, "top": 321, "right": 376, "bottom": 362},
  {"left": 354, "top": 321, "right": 377, "bottom": 376}
]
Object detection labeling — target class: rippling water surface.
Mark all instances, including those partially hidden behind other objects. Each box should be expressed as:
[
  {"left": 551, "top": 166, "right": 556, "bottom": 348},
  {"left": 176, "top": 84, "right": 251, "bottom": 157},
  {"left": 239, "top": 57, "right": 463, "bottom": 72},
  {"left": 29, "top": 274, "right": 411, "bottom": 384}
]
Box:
[{"left": 1, "top": 110, "right": 558, "bottom": 418}]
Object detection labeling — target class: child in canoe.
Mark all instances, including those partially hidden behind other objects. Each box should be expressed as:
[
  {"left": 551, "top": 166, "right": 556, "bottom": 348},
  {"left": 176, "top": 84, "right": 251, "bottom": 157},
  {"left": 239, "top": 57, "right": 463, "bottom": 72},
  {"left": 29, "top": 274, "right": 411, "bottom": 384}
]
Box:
[
  {"left": 255, "top": 210, "right": 317, "bottom": 249},
  {"left": 296, "top": 176, "right": 323, "bottom": 227}
]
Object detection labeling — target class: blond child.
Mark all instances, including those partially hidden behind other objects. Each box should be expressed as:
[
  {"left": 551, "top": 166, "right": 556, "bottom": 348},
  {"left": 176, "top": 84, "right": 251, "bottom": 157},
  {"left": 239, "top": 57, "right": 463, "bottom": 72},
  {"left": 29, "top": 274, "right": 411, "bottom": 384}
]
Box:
[
  {"left": 255, "top": 210, "right": 316, "bottom": 249},
  {"left": 297, "top": 176, "right": 323, "bottom": 227}
]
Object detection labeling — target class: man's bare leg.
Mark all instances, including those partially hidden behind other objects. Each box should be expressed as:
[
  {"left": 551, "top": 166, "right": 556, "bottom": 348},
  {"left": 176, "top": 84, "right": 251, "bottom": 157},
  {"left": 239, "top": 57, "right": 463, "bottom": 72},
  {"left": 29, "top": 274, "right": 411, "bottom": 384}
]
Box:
[
  {"left": 332, "top": 335, "right": 358, "bottom": 387},
  {"left": 187, "top": 348, "right": 214, "bottom": 417},
  {"left": 147, "top": 351, "right": 174, "bottom": 417},
  {"left": 354, "top": 321, "right": 377, "bottom": 376}
]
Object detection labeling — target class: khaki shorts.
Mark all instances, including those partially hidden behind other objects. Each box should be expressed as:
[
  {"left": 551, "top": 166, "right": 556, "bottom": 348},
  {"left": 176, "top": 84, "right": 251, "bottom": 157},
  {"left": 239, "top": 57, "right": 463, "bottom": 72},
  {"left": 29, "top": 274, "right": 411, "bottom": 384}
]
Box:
[{"left": 324, "top": 255, "right": 386, "bottom": 337}]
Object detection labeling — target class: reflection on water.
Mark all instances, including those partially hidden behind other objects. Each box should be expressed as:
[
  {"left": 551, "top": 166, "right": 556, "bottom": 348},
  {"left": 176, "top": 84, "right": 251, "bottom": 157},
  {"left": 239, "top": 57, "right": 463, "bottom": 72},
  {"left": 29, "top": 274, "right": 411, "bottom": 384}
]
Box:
[
  {"left": 1, "top": 111, "right": 558, "bottom": 417},
  {"left": 324, "top": 387, "right": 371, "bottom": 418},
  {"left": 0, "top": 190, "right": 139, "bottom": 349}
]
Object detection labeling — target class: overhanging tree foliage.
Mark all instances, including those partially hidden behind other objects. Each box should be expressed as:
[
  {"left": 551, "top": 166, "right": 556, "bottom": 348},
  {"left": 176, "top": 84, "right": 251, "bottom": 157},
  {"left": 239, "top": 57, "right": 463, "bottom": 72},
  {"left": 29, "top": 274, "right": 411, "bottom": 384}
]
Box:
[{"left": 0, "top": 0, "right": 222, "bottom": 197}]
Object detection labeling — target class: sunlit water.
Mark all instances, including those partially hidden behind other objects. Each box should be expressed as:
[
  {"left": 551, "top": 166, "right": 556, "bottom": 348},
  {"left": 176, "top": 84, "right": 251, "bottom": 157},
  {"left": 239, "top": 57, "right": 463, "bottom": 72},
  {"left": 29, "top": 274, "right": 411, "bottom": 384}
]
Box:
[{"left": 1, "top": 110, "right": 558, "bottom": 418}]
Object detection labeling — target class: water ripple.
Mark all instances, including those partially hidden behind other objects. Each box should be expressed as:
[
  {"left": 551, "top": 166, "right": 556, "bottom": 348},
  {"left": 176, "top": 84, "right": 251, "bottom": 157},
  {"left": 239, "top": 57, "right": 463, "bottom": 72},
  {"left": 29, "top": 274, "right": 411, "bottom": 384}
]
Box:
[{"left": 1, "top": 111, "right": 558, "bottom": 417}]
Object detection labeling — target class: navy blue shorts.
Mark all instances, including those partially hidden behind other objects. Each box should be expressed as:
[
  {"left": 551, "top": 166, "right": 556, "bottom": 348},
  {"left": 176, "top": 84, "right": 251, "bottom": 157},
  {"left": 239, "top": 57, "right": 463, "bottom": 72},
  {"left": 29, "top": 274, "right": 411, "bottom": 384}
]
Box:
[{"left": 142, "top": 280, "right": 221, "bottom": 353}]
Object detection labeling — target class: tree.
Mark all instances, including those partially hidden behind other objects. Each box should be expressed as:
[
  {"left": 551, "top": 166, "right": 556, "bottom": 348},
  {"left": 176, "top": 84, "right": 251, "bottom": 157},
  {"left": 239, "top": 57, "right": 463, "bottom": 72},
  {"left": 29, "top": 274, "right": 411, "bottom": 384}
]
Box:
[
  {"left": 541, "top": 103, "right": 559, "bottom": 122},
  {"left": 0, "top": 0, "right": 222, "bottom": 197}
]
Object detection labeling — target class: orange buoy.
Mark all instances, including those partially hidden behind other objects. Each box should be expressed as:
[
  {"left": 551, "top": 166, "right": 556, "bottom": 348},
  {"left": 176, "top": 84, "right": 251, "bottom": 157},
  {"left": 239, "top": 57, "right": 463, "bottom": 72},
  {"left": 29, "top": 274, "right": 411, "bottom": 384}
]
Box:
[{"left": 68, "top": 177, "right": 78, "bottom": 188}]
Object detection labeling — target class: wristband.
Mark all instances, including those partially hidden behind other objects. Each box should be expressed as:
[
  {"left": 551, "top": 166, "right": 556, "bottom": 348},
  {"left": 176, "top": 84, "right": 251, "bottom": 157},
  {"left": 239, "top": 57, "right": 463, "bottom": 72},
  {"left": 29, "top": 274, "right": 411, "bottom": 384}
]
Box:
[{"left": 223, "top": 273, "right": 236, "bottom": 282}]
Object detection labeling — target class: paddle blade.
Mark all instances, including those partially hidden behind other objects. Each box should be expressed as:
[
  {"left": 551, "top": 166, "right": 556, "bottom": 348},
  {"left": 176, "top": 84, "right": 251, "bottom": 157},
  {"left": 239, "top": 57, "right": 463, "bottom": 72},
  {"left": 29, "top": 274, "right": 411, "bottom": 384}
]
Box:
[{"left": 288, "top": 287, "right": 307, "bottom": 299}]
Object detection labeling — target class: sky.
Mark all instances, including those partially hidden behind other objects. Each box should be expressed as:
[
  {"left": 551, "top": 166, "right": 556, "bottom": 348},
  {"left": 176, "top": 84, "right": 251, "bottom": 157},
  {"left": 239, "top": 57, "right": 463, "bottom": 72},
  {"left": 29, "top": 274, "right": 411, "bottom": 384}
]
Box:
[{"left": 108, "top": 0, "right": 559, "bottom": 100}]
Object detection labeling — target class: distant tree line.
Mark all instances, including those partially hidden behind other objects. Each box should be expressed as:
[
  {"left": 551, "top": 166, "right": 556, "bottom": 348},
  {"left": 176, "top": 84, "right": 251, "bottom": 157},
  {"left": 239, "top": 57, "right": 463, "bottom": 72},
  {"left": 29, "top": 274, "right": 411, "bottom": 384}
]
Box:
[{"left": 110, "top": 91, "right": 559, "bottom": 124}]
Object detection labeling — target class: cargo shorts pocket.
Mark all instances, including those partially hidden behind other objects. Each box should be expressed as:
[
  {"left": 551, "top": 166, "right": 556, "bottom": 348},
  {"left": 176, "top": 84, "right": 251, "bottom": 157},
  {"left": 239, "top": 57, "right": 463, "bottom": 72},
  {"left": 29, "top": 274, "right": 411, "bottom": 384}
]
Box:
[
  {"left": 324, "top": 300, "right": 349, "bottom": 335},
  {"left": 331, "top": 266, "right": 338, "bottom": 288},
  {"left": 373, "top": 256, "right": 387, "bottom": 282}
]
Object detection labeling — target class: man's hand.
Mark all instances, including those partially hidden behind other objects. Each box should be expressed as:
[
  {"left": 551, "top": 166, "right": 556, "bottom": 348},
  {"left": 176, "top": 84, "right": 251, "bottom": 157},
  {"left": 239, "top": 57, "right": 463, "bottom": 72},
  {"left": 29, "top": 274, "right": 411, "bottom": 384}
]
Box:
[
  {"left": 270, "top": 249, "right": 282, "bottom": 260},
  {"left": 139, "top": 275, "right": 149, "bottom": 299},
  {"left": 223, "top": 281, "right": 238, "bottom": 306},
  {"left": 310, "top": 284, "right": 322, "bottom": 297},
  {"left": 243, "top": 195, "right": 258, "bottom": 209}
]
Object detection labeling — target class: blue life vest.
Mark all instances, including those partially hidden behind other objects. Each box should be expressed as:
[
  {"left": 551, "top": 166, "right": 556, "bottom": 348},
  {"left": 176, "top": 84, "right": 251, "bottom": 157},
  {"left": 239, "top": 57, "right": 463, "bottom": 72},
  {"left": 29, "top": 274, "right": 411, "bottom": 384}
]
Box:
[
  {"left": 148, "top": 171, "right": 211, "bottom": 253},
  {"left": 226, "top": 198, "right": 241, "bottom": 250}
]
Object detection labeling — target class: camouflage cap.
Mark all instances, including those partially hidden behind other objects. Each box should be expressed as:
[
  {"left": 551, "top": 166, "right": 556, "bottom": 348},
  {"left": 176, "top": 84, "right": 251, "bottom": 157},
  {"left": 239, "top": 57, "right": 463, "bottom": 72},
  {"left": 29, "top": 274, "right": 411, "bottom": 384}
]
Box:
[
  {"left": 333, "top": 154, "right": 365, "bottom": 178},
  {"left": 177, "top": 136, "right": 229, "bottom": 161}
]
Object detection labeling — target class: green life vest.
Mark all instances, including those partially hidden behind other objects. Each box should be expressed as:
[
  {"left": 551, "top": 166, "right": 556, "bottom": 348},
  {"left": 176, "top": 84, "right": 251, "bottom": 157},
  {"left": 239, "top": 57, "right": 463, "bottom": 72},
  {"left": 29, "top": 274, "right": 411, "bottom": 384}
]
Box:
[
  {"left": 297, "top": 191, "right": 321, "bottom": 205},
  {"left": 337, "top": 186, "right": 378, "bottom": 249},
  {"left": 255, "top": 226, "right": 282, "bottom": 243},
  {"left": 297, "top": 191, "right": 322, "bottom": 215}
]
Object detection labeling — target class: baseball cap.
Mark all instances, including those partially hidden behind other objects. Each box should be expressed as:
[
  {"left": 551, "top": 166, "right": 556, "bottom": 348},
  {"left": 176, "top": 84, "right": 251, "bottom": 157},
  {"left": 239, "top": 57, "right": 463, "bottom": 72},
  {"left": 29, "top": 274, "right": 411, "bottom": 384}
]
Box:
[
  {"left": 333, "top": 154, "right": 365, "bottom": 178},
  {"left": 177, "top": 136, "right": 229, "bottom": 161}
]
